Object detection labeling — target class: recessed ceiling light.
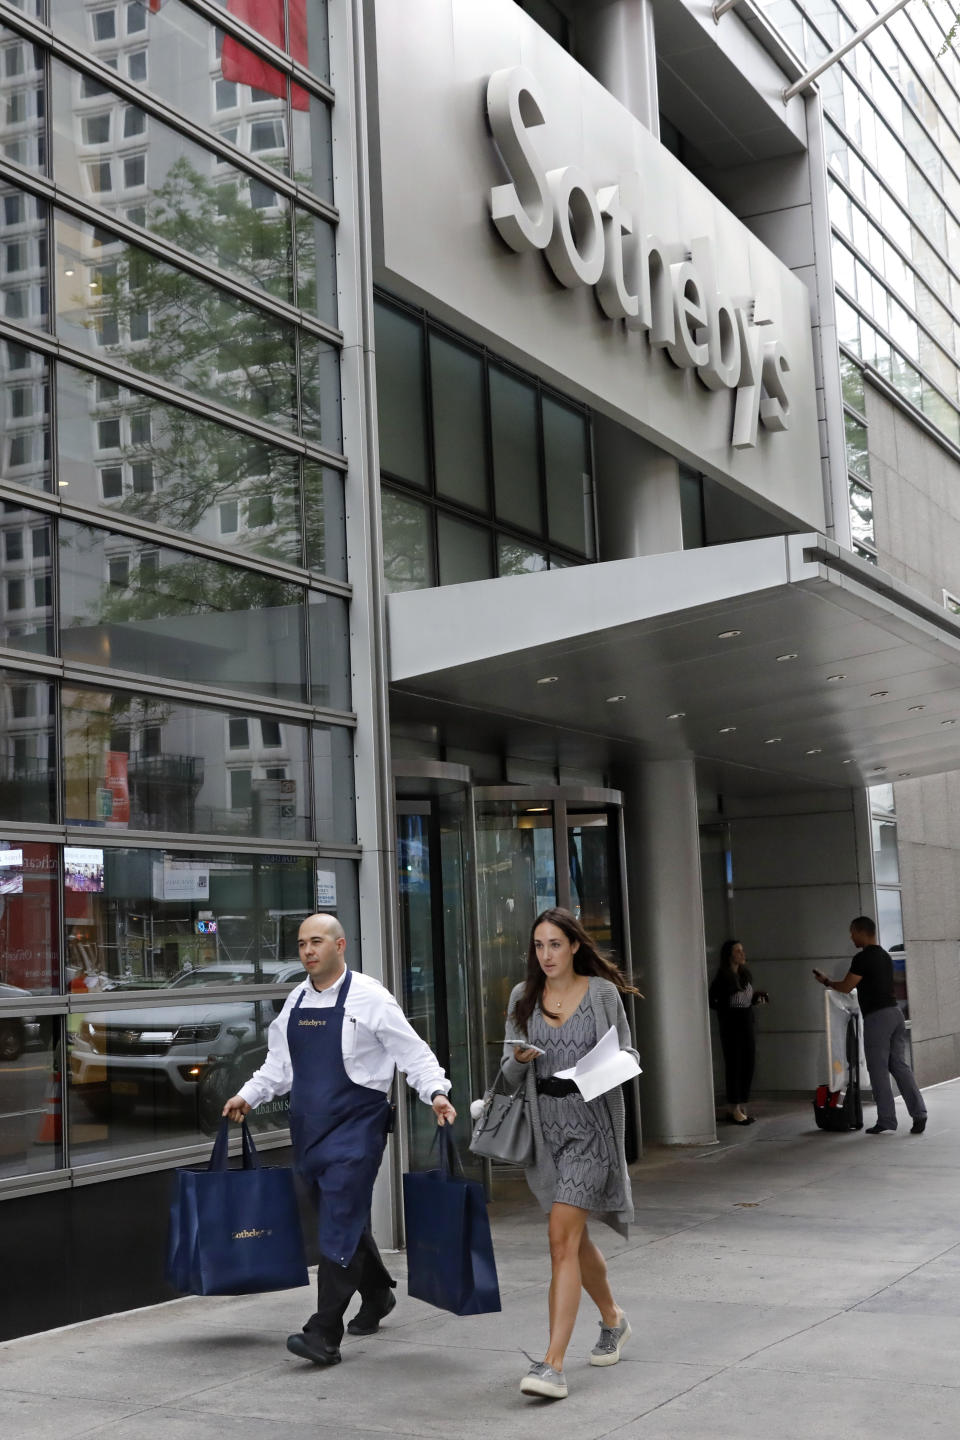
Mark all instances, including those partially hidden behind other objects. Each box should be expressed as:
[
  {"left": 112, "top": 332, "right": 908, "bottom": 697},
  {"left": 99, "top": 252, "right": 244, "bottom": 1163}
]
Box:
[
  {"left": 805, "top": 747, "right": 823, "bottom": 755},
  {"left": 717, "top": 629, "right": 742, "bottom": 639},
  {"left": 872, "top": 765, "right": 887, "bottom": 772},
  {"left": 842, "top": 759, "right": 854, "bottom": 765},
  {"left": 525, "top": 806, "right": 550, "bottom": 813},
  {"left": 870, "top": 690, "right": 889, "bottom": 698},
  {"left": 605, "top": 694, "right": 627, "bottom": 703},
  {"left": 64, "top": 267, "right": 74, "bottom": 276},
  {"left": 898, "top": 772, "right": 911, "bottom": 778},
  {"left": 908, "top": 705, "right": 926, "bottom": 713},
  {"left": 776, "top": 652, "right": 799, "bottom": 662},
  {"left": 536, "top": 676, "right": 559, "bottom": 685},
  {"left": 57, "top": 480, "right": 69, "bottom": 487},
  {"left": 764, "top": 737, "right": 782, "bottom": 744},
  {"left": 827, "top": 673, "right": 845, "bottom": 682},
  {"left": 666, "top": 711, "right": 686, "bottom": 720},
  {"left": 941, "top": 719, "right": 957, "bottom": 727},
  {"left": 719, "top": 725, "right": 737, "bottom": 734}
]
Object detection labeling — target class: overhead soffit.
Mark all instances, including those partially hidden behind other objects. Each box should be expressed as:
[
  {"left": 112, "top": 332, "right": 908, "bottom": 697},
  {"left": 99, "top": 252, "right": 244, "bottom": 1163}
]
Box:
[
  {"left": 651, "top": 0, "right": 807, "bottom": 165},
  {"left": 387, "top": 536, "right": 960, "bottom": 792}
]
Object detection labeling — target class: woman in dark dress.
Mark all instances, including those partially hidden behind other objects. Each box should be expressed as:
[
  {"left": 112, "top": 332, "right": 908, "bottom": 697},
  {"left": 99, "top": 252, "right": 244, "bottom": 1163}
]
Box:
[{"left": 708, "top": 939, "right": 769, "bottom": 1125}]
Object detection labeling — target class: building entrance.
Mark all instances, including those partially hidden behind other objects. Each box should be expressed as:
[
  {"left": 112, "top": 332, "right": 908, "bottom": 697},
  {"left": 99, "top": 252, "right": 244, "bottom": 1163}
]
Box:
[{"left": 394, "top": 780, "right": 637, "bottom": 1174}]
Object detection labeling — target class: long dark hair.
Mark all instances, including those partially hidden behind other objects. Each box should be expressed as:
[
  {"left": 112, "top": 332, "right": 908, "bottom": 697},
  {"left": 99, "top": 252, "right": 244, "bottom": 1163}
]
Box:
[
  {"left": 714, "top": 938, "right": 751, "bottom": 990},
  {"left": 512, "top": 907, "right": 641, "bottom": 1036}
]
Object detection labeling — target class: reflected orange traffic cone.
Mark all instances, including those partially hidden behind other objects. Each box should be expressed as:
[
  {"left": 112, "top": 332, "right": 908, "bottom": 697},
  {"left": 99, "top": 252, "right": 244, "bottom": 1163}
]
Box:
[{"left": 35, "top": 1069, "right": 62, "bottom": 1145}]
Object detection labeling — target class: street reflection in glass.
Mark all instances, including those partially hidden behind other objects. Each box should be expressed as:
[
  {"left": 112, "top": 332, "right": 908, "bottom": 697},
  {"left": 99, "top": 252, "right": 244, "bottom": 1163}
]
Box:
[
  {"left": 59, "top": 519, "right": 308, "bottom": 702},
  {"left": 0, "top": 670, "right": 56, "bottom": 824},
  {"left": 68, "top": 991, "right": 291, "bottom": 1161},
  {"left": 62, "top": 685, "right": 312, "bottom": 841},
  {"left": 0, "top": 840, "right": 58, "bottom": 993},
  {"left": 0, "top": 1019, "right": 60, "bottom": 1178},
  {"left": 63, "top": 845, "right": 314, "bottom": 989}
]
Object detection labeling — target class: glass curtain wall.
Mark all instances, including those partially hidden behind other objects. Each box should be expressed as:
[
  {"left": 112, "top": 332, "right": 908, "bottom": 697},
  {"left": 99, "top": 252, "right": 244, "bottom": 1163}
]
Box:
[
  {"left": 0, "top": 0, "right": 359, "bottom": 1190},
  {"left": 375, "top": 296, "right": 596, "bottom": 592},
  {"left": 762, "top": 0, "right": 960, "bottom": 555}
]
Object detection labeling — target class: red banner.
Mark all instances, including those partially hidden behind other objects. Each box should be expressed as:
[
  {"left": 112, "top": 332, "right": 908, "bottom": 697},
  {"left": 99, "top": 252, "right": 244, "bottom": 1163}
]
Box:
[
  {"left": 104, "top": 751, "right": 130, "bottom": 827},
  {"left": 221, "top": 0, "right": 309, "bottom": 112}
]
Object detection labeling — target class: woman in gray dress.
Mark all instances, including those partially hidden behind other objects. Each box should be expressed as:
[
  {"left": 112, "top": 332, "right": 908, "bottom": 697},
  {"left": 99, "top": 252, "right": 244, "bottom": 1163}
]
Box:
[{"left": 501, "top": 907, "right": 641, "bottom": 1401}]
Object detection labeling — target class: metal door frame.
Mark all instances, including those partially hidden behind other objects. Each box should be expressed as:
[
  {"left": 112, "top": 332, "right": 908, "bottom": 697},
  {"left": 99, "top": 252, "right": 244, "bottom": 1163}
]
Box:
[{"left": 470, "top": 784, "right": 630, "bottom": 1076}]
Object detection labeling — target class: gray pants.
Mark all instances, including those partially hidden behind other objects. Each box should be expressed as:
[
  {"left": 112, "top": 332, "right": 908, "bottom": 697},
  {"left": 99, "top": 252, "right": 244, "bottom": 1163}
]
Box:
[{"left": 862, "top": 1006, "right": 926, "bottom": 1129}]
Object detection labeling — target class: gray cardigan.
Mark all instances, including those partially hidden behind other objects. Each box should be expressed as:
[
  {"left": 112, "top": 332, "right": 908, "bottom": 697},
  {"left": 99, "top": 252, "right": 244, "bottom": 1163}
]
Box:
[{"left": 501, "top": 976, "right": 638, "bottom": 1236}]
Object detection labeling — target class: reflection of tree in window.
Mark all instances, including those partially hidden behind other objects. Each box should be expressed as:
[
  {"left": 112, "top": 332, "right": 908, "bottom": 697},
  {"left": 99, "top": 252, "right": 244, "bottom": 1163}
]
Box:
[
  {"left": 64, "top": 364, "right": 304, "bottom": 564},
  {"left": 85, "top": 178, "right": 306, "bottom": 429}
]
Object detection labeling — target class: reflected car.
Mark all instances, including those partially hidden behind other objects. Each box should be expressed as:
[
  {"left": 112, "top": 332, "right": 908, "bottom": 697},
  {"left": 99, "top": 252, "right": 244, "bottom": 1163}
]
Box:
[
  {"left": 68, "top": 961, "right": 302, "bottom": 1119},
  {"left": 0, "top": 983, "right": 42, "bottom": 1062}
]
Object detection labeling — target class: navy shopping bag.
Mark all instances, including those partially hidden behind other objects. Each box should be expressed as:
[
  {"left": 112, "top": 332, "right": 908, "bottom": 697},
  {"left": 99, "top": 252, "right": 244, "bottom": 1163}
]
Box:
[
  {"left": 403, "top": 1127, "right": 501, "bottom": 1316},
  {"left": 166, "top": 1119, "right": 308, "bottom": 1296}
]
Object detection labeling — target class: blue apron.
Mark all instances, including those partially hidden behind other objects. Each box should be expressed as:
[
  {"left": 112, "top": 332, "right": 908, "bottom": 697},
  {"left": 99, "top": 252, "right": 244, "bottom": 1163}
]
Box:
[{"left": 287, "top": 969, "right": 392, "bottom": 1267}]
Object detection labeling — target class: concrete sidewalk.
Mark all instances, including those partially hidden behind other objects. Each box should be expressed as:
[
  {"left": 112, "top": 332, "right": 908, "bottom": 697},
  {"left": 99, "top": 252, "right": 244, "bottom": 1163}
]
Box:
[{"left": 5, "top": 1083, "right": 960, "bottom": 1440}]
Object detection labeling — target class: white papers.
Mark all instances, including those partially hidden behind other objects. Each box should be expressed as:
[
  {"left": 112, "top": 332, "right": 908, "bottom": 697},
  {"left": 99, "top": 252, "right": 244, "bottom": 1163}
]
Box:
[{"left": 554, "top": 1025, "right": 642, "bottom": 1101}]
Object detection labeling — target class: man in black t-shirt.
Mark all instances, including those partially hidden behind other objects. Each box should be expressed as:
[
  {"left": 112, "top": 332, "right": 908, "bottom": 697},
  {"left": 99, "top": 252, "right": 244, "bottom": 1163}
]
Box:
[{"left": 813, "top": 916, "right": 927, "bottom": 1135}]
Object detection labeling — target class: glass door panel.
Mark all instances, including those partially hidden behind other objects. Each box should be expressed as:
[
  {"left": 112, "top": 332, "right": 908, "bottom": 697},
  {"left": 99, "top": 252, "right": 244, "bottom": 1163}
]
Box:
[
  {"left": 397, "top": 805, "right": 445, "bottom": 1172},
  {"left": 566, "top": 808, "right": 619, "bottom": 952},
  {"left": 475, "top": 800, "right": 556, "bottom": 1086},
  {"left": 396, "top": 793, "right": 477, "bottom": 1174},
  {"left": 436, "top": 789, "right": 476, "bottom": 1166}
]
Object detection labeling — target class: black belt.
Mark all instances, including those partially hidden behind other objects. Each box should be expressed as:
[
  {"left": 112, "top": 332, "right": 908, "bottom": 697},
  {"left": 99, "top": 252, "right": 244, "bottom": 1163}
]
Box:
[{"left": 536, "top": 1076, "right": 578, "bottom": 1098}]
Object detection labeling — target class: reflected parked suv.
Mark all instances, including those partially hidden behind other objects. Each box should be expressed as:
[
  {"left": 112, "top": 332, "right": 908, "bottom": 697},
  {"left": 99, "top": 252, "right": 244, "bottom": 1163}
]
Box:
[
  {"left": 68, "top": 962, "right": 302, "bottom": 1120},
  {"left": 0, "top": 982, "right": 42, "bottom": 1062}
]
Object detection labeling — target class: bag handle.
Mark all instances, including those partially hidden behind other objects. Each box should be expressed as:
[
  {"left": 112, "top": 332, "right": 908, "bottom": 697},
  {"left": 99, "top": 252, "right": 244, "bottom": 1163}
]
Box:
[
  {"left": 209, "top": 1117, "right": 260, "bottom": 1172},
  {"left": 432, "top": 1123, "right": 464, "bottom": 1180}
]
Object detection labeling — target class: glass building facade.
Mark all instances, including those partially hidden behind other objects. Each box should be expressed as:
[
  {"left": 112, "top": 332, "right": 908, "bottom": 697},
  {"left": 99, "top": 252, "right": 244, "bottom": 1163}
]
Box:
[
  {"left": 762, "top": 0, "right": 960, "bottom": 560},
  {"left": 0, "top": 0, "right": 358, "bottom": 1196}
]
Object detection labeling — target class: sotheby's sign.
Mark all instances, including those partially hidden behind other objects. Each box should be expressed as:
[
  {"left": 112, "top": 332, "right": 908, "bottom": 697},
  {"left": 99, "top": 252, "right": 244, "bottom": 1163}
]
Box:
[{"left": 368, "top": 0, "right": 823, "bottom": 529}]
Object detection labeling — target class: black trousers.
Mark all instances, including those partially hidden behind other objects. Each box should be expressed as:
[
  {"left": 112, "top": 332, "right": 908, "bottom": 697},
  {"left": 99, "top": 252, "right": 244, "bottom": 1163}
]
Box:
[
  {"left": 718, "top": 1011, "right": 756, "bottom": 1106},
  {"left": 304, "top": 1226, "right": 395, "bottom": 1344}
]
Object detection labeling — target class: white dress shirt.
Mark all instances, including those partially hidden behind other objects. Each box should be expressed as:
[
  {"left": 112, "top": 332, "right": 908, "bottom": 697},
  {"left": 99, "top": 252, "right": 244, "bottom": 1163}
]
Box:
[{"left": 238, "top": 966, "right": 451, "bottom": 1110}]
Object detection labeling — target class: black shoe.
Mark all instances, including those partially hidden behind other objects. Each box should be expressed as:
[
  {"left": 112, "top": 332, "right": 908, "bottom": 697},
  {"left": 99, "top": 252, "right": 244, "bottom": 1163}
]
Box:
[
  {"left": 911, "top": 1116, "right": 927, "bottom": 1134},
  {"left": 865, "top": 1123, "right": 897, "bottom": 1135},
  {"left": 347, "top": 1288, "right": 397, "bottom": 1336},
  {"left": 286, "top": 1332, "right": 342, "bottom": 1366}
]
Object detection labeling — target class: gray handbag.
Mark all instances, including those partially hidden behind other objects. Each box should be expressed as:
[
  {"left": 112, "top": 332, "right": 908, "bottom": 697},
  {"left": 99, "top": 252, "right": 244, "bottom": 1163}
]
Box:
[{"left": 468, "top": 1068, "right": 534, "bottom": 1166}]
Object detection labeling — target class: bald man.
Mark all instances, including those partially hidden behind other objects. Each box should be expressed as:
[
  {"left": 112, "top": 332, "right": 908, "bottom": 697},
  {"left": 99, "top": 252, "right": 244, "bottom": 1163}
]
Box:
[{"left": 223, "top": 914, "right": 455, "bottom": 1365}]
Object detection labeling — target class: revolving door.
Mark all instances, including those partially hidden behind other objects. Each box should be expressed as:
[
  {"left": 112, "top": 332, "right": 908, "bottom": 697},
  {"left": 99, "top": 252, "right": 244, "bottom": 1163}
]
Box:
[{"left": 394, "top": 779, "right": 636, "bottom": 1176}]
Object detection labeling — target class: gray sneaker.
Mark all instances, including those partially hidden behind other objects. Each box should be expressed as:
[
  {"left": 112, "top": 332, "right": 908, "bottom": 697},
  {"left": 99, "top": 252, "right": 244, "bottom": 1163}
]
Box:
[
  {"left": 519, "top": 1361, "right": 568, "bottom": 1399},
  {"left": 590, "top": 1310, "right": 632, "bottom": 1367}
]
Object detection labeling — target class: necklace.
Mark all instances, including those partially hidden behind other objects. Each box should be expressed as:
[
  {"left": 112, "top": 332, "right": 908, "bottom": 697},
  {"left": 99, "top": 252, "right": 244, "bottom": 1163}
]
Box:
[{"left": 544, "top": 983, "right": 582, "bottom": 1012}]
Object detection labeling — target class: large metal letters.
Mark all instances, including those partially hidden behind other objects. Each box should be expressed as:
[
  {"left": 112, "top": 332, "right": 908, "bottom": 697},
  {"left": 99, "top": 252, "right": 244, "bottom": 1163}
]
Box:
[{"left": 487, "top": 66, "right": 791, "bottom": 451}]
